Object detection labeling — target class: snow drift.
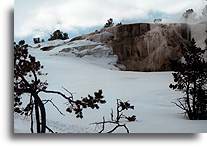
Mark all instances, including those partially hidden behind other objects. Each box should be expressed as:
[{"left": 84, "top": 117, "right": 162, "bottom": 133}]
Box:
[{"left": 14, "top": 23, "right": 207, "bottom": 133}]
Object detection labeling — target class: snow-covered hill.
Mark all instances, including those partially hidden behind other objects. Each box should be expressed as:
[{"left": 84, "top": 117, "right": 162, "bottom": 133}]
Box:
[
  {"left": 14, "top": 39, "right": 207, "bottom": 133},
  {"left": 31, "top": 39, "right": 120, "bottom": 70}
]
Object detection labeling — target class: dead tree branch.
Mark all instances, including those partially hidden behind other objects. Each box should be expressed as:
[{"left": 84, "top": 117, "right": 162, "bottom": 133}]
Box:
[
  {"left": 91, "top": 99, "right": 136, "bottom": 133},
  {"left": 42, "top": 99, "right": 65, "bottom": 116}
]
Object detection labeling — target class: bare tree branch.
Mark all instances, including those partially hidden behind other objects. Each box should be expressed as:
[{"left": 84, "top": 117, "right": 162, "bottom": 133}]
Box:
[
  {"left": 91, "top": 99, "right": 136, "bottom": 133},
  {"left": 39, "top": 89, "right": 74, "bottom": 104},
  {"left": 62, "top": 87, "right": 74, "bottom": 101},
  {"left": 98, "top": 117, "right": 105, "bottom": 133},
  {"left": 42, "top": 99, "right": 65, "bottom": 116},
  {"left": 107, "top": 124, "right": 129, "bottom": 133},
  {"left": 45, "top": 125, "right": 55, "bottom": 133}
]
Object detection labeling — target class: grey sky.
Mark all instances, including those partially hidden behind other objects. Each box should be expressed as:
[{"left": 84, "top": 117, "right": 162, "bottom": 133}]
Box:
[{"left": 14, "top": 0, "right": 205, "bottom": 39}]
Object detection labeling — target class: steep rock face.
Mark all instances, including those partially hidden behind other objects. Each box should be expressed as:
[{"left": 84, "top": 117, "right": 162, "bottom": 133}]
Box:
[
  {"left": 111, "top": 24, "right": 191, "bottom": 71},
  {"left": 73, "top": 23, "right": 206, "bottom": 71}
]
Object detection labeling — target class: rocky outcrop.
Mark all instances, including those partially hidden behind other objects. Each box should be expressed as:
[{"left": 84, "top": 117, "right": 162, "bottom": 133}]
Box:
[
  {"left": 40, "top": 46, "right": 56, "bottom": 51},
  {"left": 110, "top": 23, "right": 191, "bottom": 71},
  {"left": 71, "top": 23, "right": 206, "bottom": 71}
]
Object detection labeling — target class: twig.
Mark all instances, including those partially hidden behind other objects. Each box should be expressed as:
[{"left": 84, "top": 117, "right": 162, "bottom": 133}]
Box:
[
  {"left": 107, "top": 124, "right": 129, "bottom": 133},
  {"left": 42, "top": 99, "right": 65, "bottom": 116},
  {"left": 91, "top": 120, "right": 116, "bottom": 125},
  {"left": 62, "top": 87, "right": 74, "bottom": 101},
  {"left": 99, "top": 117, "right": 105, "bottom": 133},
  {"left": 91, "top": 99, "right": 135, "bottom": 133},
  {"left": 45, "top": 125, "right": 55, "bottom": 133},
  {"left": 172, "top": 100, "right": 187, "bottom": 111},
  {"left": 40, "top": 89, "right": 74, "bottom": 104}
]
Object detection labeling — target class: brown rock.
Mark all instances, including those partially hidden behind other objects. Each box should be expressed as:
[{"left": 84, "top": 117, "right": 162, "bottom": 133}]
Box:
[
  {"left": 111, "top": 23, "right": 190, "bottom": 71},
  {"left": 75, "top": 23, "right": 193, "bottom": 71}
]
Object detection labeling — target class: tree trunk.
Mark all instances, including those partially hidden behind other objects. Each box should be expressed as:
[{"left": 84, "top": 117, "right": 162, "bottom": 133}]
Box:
[
  {"left": 186, "top": 83, "right": 193, "bottom": 120},
  {"left": 192, "top": 80, "right": 197, "bottom": 119},
  {"left": 33, "top": 93, "right": 46, "bottom": 133},
  {"left": 34, "top": 100, "right": 40, "bottom": 133}
]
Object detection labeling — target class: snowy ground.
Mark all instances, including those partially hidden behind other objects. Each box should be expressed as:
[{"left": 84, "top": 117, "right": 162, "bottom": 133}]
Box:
[{"left": 14, "top": 40, "right": 207, "bottom": 133}]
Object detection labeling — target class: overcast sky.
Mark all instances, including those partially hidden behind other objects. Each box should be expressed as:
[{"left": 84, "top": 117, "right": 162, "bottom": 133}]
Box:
[{"left": 14, "top": 0, "right": 205, "bottom": 39}]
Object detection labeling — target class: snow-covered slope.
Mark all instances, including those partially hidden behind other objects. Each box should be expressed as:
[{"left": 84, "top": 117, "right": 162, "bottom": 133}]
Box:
[
  {"left": 31, "top": 39, "right": 119, "bottom": 70},
  {"left": 14, "top": 40, "right": 207, "bottom": 133}
]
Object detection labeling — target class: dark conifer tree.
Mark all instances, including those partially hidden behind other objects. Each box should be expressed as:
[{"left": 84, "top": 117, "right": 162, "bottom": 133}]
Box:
[
  {"left": 33, "top": 37, "right": 40, "bottom": 44},
  {"left": 170, "top": 38, "right": 207, "bottom": 120},
  {"left": 104, "top": 18, "right": 114, "bottom": 28},
  {"left": 48, "top": 30, "right": 69, "bottom": 41},
  {"left": 63, "top": 32, "right": 69, "bottom": 40}
]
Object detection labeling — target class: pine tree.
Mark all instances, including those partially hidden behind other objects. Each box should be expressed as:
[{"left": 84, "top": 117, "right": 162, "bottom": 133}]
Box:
[
  {"left": 48, "top": 30, "right": 69, "bottom": 41},
  {"left": 170, "top": 38, "right": 207, "bottom": 120},
  {"left": 63, "top": 32, "right": 69, "bottom": 40},
  {"left": 33, "top": 37, "right": 40, "bottom": 44},
  {"left": 104, "top": 18, "right": 114, "bottom": 28}
]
